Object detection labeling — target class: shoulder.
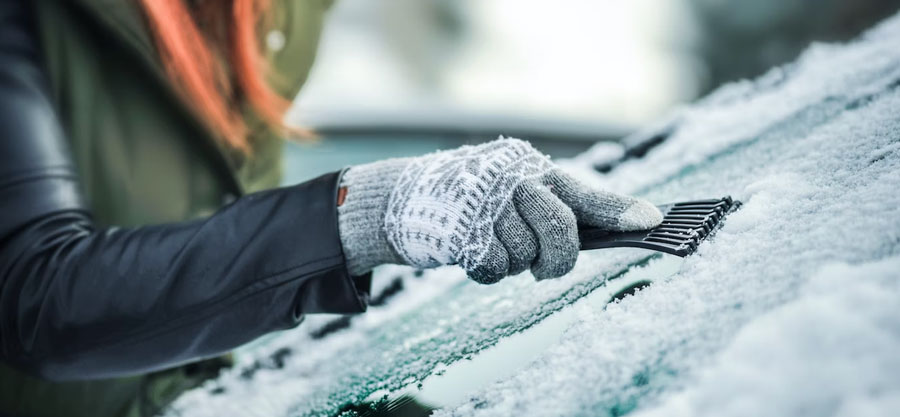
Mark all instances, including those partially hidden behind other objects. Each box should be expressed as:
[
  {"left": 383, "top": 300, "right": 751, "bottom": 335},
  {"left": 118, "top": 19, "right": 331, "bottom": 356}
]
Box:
[{"left": 265, "top": 0, "right": 335, "bottom": 98}]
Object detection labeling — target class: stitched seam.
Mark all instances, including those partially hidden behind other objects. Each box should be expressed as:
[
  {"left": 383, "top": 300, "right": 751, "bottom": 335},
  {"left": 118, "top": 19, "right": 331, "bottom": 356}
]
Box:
[{"left": 0, "top": 170, "right": 78, "bottom": 191}]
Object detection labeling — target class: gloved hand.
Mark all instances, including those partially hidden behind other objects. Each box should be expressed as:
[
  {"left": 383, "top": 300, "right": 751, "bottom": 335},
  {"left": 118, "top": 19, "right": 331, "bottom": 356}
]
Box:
[{"left": 337, "top": 138, "right": 663, "bottom": 284}]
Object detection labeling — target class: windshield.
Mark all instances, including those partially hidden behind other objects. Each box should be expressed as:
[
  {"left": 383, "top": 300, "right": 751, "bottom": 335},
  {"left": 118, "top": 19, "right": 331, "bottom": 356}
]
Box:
[{"left": 167, "top": 10, "right": 900, "bottom": 417}]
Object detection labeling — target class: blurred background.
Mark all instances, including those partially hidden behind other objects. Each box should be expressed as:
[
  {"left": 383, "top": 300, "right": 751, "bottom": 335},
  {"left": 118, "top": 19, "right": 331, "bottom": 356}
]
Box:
[{"left": 282, "top": 0, "right": 900, "bottom": 183}]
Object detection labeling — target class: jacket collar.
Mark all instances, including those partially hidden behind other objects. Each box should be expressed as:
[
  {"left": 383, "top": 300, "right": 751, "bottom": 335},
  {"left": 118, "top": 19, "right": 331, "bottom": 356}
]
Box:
[{"left": 71, "top": 0, "right": 246, "bottom": 195}]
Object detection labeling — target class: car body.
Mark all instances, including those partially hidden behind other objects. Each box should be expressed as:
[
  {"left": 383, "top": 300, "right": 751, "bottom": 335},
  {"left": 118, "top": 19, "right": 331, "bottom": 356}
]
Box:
[{"left": 168, "top": 12, "right": 900, "bottom": 417}]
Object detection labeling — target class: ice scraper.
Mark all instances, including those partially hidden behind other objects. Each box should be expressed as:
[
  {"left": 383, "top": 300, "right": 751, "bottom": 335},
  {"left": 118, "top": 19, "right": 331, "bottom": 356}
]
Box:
[{"left": 579, "top": 196, "right": 740, "bottom": 257}]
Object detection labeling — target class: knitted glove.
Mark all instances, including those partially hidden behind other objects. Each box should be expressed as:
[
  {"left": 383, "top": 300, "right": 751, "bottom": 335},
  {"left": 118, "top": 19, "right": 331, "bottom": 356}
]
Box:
[{"left": 337, "top": 138, "right": 663, "bottom": 284}]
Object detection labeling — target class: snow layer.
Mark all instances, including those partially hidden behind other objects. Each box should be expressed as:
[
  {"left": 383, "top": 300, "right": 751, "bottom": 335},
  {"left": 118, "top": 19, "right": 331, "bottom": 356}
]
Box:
[
  {"left": 633, "top": 257, "right": 900, "bottom": 417},
  {"left": 168, "top": 11, "right": 900, "bottom": 417}
]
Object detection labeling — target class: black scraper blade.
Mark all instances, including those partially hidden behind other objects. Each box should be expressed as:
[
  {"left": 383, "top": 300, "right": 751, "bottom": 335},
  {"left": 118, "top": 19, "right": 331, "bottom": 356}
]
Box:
[{"left": 579, "top": 196, "right": 740, "bottom": 257}]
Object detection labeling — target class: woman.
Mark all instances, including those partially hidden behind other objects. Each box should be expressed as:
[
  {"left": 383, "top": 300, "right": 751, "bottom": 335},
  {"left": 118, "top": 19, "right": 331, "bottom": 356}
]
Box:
[{"left": 0, "top": 0, "right": 662, "bottom": 416}]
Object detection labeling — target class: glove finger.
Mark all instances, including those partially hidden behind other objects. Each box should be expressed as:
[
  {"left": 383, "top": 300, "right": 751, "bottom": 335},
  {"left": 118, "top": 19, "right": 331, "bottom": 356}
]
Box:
[
  {"left": 494, "top": 203, "right": 538, "bottom": 276},
  {"left": 514, "top": 182, "right": 579, "bottom": 280},
  {"left": 466, "top": 234, "right": 510, "bottom": 285},
  {"left": 544, "top": 169, "right": 662, "bottom": 231}
]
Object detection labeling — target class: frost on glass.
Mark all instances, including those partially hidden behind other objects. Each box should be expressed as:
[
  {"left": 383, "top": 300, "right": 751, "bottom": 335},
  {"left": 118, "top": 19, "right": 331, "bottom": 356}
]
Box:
[{"left": 168, "top": 12, "right": 900, "bottom": 417}]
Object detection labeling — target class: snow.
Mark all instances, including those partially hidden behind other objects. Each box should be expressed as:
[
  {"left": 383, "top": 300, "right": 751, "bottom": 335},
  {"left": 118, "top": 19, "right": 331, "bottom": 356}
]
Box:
[
  {"left": 569, "top": 141, "right": 625, "bottom": 169},
  {"left": 167, "top": 11, "right": 900, "bottom": 417},
  {"left": 631, "top": 257, "right": 900, "bottom": 417}
]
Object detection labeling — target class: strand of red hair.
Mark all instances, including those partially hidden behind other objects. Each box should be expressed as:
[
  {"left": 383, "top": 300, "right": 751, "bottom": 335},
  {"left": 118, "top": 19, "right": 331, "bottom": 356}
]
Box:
[{"left": 139, "top": 0, "right": 292, "bottom": 153}]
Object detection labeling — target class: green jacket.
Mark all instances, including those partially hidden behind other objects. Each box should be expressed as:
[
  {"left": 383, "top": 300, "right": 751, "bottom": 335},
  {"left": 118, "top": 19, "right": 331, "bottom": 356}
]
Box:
[{"left": 0, "top": 0, "right": 333, "bottom": 415}]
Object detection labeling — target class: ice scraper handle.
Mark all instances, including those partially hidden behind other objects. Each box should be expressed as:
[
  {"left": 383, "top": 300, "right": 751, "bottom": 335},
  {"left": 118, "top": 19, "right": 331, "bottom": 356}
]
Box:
[
  {"left": 579, "top": 197, "right": 740, "bottom": 257},
  {"left": 335, "top": 138, "right": 664, "bottom": 284}
]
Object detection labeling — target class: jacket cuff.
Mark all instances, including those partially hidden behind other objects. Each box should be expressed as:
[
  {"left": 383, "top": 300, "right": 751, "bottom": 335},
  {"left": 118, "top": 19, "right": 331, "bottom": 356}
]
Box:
[{"left": 290, "top": 170, "right": 372, "bottom": 315}]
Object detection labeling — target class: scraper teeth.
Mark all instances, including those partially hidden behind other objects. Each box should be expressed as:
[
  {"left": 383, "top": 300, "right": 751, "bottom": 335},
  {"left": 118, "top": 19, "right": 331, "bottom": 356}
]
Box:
[{"left": 643, "top": 197, "right": 733, "bottom": 255}]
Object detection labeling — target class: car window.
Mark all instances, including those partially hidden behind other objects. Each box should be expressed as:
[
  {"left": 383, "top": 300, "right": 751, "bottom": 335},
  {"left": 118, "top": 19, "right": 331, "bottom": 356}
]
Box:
[{"left": 167, "top": 13, "right": 900, "bottom": 417}]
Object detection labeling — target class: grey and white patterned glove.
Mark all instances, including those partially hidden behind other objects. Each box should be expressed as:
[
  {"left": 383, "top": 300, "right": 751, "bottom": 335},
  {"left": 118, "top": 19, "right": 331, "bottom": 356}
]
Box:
[{"left": 337, "top": 138, "right": 662, "bottom": 284}]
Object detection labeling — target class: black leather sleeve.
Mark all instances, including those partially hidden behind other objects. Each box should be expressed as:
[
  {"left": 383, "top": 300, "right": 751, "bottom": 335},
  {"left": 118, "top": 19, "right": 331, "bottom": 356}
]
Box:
[{"left": 0, "top": 0, "right": 370, "bottom": 381}]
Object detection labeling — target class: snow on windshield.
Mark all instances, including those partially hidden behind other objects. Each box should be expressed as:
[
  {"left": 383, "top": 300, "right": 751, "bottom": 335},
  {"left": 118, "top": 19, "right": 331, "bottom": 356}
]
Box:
[{"left": 168, "top": 12, "right": 900, "bottom": 417}]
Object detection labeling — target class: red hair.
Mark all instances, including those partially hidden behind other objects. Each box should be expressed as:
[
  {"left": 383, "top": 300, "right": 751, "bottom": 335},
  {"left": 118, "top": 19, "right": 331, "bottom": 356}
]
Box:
[{"left": 139, "top": 0, "right": 290, "bottom": 152}]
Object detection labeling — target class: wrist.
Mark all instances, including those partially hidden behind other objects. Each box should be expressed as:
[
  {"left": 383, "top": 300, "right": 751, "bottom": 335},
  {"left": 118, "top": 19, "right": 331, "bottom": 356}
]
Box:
[{"left": 337, "top": 158, "right": 410, "bottom": 275}]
